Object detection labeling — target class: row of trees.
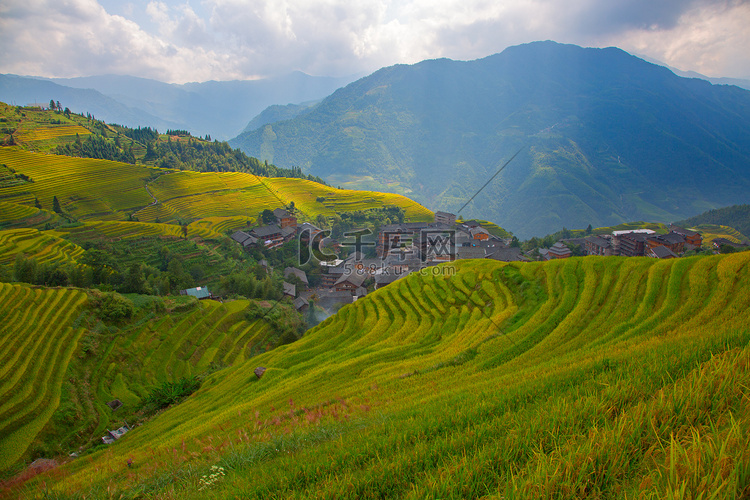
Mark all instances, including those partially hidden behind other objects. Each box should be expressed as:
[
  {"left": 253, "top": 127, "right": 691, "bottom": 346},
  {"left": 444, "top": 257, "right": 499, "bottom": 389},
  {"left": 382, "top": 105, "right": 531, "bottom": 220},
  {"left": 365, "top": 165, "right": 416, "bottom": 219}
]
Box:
[
  {"left": 11, "top": 247, "right": 198, "bottom": 296},
  {"left": 55, "top": 134, "right": 136, "bottom": 164},
  {"left": 146, "top": 136, "right": 326, "bottom": 183}
]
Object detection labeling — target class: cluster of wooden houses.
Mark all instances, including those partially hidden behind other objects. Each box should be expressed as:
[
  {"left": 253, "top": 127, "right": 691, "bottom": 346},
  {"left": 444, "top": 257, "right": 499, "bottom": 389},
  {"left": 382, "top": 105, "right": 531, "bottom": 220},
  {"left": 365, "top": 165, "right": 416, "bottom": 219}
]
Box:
[
  {"left": 231, "top": 208, "right": 299, "bottom": 250},
  {"left": 539, "top": 226, "right": 704, "bottom": 260},
  {"left": 227, "top": 209, "right": 528, "bottom": 312},
  {"left": 228, "top": 207, "right": 723, "bottom": 313}
]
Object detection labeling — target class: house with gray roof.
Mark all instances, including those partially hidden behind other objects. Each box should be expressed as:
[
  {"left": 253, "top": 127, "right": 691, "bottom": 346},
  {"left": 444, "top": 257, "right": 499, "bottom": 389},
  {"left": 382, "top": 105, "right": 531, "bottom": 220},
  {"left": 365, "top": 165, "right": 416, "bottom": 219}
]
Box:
[
  {"left": 250, "top": 224, "right": 283, "bottom": 248},
  {"left": 282, "top": 281, "right": 296, "bottom": 297},
  {"left": 284, "top": 267, "right": 309, "bottom": 286},
  {"left": 585, "top": 235, "right": 613, "bottom": 256},
  {"left": 647, "top": 245, "right": 678, "bottom": 259}
]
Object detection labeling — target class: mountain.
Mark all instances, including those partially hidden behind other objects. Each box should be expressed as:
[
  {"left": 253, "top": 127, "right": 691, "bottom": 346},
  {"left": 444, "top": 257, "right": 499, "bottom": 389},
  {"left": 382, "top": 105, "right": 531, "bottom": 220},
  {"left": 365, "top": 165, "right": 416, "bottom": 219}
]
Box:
[
  {"left": 0, "top": 74, "right": 182, "bottom": 131},
  {"left": 44, "top": 72, "right": 358, "bottom": 139},
  {"left": 242, "top": 100, "right": 320, "bottom": 133},
  {"left": 230, "top": 41, "right": 750, "bottom": 239}
]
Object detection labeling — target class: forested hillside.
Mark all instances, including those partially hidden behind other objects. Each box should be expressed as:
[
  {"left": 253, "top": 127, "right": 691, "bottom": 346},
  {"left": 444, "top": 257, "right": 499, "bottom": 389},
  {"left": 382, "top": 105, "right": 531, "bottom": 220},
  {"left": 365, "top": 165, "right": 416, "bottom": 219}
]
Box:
[{"left": 0, "top": 102, "right": 326, "bottom": 183}]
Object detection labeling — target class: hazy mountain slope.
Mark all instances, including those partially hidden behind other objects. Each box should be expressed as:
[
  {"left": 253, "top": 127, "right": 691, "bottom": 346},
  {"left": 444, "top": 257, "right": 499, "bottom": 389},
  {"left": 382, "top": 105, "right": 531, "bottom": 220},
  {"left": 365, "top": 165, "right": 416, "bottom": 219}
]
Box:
[
  {"left": 0, "top": 75, "right": 181, "bottom": 131},
  {"left": 14, "top": 254, "right": 750, "bottom": 498},
  {"left": 47, "top": 72, "right": 357, "bottom": 139},
  {"left": 231, "top": 41, "right": 750, "bottom": 238},
  {"left": 242, "top": 101, "right": 320, "bottom": 133}
]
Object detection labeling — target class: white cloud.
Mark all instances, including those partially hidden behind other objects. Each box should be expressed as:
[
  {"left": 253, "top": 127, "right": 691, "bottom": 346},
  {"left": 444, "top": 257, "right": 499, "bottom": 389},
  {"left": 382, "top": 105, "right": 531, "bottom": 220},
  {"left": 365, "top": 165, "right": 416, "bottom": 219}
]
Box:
[
  {"left": 0, "top": 0, "right": 748, "bottom": 82},
  {"left": 611, "top": 1, "right": 750, "bottom": 78},
  {"left": 0, "top": 0, "right": 244, "bottom": 82}
]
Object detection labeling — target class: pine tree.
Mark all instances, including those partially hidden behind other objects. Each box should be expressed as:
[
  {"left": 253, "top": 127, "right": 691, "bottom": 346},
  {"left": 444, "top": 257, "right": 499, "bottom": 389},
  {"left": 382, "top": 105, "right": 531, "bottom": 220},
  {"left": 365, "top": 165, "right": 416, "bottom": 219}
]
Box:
[
  {"left": 52, "top": 196, "right": 62, "bottom": 214},
  {"left": 34, "top": 197, "right": 42, "bottom": 209}
]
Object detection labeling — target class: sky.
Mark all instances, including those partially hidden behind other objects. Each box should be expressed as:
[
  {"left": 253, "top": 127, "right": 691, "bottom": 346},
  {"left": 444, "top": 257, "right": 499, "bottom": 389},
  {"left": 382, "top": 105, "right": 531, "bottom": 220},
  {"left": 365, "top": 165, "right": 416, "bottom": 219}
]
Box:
[{"left": 1, "top": 0, "right": 749, "bottom": 84}]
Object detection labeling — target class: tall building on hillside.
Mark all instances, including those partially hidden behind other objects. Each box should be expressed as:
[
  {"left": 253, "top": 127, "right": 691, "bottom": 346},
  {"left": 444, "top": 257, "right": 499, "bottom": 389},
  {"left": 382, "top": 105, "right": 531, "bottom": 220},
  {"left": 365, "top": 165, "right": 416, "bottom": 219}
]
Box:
[
  {"left": 273, "top": 208, "right": 297, "bottom": 229},
  {"left": 434, "top": 211, "right": 456, "bottom": 226}
]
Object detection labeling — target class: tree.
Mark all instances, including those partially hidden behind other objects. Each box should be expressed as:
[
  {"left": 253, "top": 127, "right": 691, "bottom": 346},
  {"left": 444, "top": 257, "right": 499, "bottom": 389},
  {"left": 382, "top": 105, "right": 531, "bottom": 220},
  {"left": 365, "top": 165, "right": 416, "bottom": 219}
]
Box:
[
  {"left": 49, "top": 99, "right": 56, "bottom": 110},
  {"left": 56, "top": 101, "right": 61, "bottom": 111},
  {"left": 144, "top": 141, "right": 158, "bottom": 161},
  {"left": 52, "top": 196, "right": 63, "bottom": 214},
  {"left": 586, "top": 224, "right": 593, "bottom": 235},
  {"left": 14, "top": 254, "right": 37, "bottom": 283},
  {"left": 34, "top": 197, "right": 42, "bottom": 209},
  {"left": 181, "top": 224, "right": 188, "bottom": 239},
  {"left": 261, "top": 209, "right": 276, "bottom": 225},
  {"left": 123, "top": 263, "right": 146, "bottom": 294},
  {"left": 80, "top": 248, "right": 117, "bottom": 285}
]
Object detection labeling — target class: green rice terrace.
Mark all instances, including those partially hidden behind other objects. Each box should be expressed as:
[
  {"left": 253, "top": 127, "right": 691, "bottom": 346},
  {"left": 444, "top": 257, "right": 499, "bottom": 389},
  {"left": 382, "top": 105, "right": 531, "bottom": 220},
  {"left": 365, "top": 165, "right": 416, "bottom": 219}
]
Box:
[
  {"left": 0, "top": 285, "right": 289, "bottom": 480},
  {"left": 0, "top": 147, "right": 432, "bottom": 227},
  {"left": 2, "top": 253, "right": 749, "bottom": 498}
]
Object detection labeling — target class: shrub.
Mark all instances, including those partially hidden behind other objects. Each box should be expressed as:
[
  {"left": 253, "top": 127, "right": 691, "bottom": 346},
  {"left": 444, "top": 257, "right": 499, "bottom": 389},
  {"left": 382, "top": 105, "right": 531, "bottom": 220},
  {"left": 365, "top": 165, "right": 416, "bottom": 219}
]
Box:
[
  {"left": 89, "top": 290, "right": 134, "bottom": 321},
  {"left": 138, "top": 376, "right": 201, "bottom": 415}
]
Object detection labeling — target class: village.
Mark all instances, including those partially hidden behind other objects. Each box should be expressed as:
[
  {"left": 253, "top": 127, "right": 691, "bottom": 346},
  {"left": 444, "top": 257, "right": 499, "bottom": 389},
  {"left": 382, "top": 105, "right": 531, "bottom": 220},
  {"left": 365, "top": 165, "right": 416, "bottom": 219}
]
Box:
[{"left": 181, "top": 207, "right": 732, "bottom": 315}]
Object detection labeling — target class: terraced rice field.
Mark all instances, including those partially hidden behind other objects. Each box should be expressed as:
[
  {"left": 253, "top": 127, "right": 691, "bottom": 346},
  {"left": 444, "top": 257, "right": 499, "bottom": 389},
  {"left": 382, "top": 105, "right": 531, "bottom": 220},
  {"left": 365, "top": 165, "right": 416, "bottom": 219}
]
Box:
[
  {"left": 0, "top": 228, "right": 84, "bottom": 267},
  {"left": 52, "top": 220, "right": 223, "bottom": 242},
  {"left": 0, "top": 285, "right": 88, "bottom": 472},
  {"left": 188, "top": 216, "right": 255, "bottom": 235},
  {"left": 0, "top": 201, "right": 37, "bottom": 222},
  {"left": 138, "top": 171, "right": 433, "bottom": 224},
  {"left": 691, "top": 224, "right": 749, "bottom": 245},
  {"left": 137, "top": 182, "right": 281, "bottom": 223},
  {"left": 0, "top": 288, "right": 280, "bottom": 475},
  {"left": 0, "top": 147, "right": 433, "bottom": 229},
  {"left": 20, "top": 252, "right": 750, "bottom": 498},
  {"left": 0, "top": 201, "right": 59, "bottom": 231},
  {"left": 267, "top": 177, "right": 435, "bottom": 221},
  {"left": 14, "top": 125, "right": 91, "bottom": 143},
  {"left": 0, "top": 148, "right": 156, "bottom": 219}
]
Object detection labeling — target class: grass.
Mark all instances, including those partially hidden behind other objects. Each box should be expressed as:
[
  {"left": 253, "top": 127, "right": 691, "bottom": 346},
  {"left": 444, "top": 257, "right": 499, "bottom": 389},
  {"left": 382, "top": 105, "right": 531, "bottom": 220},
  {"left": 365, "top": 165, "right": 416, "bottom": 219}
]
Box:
[{"left": 5, "top": 252, "right": 749, "bottom": 498}]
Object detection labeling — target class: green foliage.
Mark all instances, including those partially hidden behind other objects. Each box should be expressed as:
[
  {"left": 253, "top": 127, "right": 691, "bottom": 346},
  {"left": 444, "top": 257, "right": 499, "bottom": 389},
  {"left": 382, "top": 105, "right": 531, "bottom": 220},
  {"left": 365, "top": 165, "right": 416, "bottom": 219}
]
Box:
[
  {"left": 138, "top": 376, "right": 201, "bottom": 415},
  {"left": 88, "top": 290, "right": 134, "bottom": 321},
  {"left": 260, "top": 209, "right": 275, "bottom": 225},
  {"left": 55, "top": 133, "right": 136, "bottom": 164}
]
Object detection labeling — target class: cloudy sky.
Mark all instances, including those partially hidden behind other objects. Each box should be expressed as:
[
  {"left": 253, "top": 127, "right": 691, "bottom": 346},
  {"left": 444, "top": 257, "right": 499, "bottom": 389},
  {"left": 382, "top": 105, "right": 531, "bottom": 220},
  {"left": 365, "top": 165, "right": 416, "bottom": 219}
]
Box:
[{"left": 1, "top": 0, "right": 749, "bottom": 83}]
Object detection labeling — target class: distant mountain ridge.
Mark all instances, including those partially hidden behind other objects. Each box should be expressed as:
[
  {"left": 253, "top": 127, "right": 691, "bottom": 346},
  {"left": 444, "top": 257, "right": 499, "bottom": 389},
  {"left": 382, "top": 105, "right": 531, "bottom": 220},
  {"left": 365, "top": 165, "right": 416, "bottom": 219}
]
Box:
[
  {"left": 0, "top": 74, "right": 182, "bottom": 132},
  {"left": 0, "top": 72, "right": 358, "bottom": 139},
  {"left": 230, "top": 41, "right": 750, "bottom": 238}
]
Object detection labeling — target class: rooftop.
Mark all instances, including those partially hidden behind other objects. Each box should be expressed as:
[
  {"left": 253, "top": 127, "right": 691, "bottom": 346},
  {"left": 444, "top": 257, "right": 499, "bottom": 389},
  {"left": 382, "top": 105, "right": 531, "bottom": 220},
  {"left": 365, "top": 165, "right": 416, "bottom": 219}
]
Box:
[
  {"left": 251, "top": 224, "right": 282, "bottom": 238},
  {"left": 183, "top": 286, "right": 211, "bottom": 299}
]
